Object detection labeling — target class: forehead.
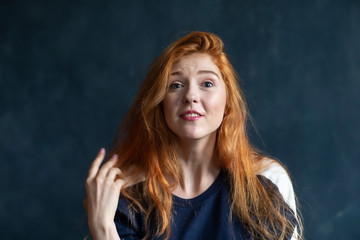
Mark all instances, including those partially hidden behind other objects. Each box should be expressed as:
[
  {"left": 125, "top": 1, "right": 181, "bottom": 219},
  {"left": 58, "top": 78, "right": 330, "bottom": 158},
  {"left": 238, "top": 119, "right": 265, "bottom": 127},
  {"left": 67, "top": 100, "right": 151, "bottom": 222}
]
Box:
[{"left": 171, "top": 53, "right": 220, "bottom": 73}]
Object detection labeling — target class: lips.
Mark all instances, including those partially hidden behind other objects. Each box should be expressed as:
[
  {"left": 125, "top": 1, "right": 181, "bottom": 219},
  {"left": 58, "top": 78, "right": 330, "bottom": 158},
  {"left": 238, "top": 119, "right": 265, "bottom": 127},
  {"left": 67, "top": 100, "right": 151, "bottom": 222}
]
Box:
[{"left": 180, "top": 110, "right": 203, "bottom": 121}]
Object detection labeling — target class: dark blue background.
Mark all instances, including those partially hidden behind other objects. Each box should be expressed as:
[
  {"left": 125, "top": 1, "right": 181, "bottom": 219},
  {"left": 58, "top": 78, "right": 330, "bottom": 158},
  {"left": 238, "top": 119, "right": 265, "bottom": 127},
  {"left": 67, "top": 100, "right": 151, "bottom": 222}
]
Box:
[{"left": 1, "top": 1, "right": 359, "bottom": 239}]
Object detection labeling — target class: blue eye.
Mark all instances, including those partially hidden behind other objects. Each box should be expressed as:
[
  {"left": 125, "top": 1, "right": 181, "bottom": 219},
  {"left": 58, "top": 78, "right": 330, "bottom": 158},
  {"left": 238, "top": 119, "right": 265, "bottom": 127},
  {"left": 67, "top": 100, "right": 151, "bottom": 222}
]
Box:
[
  {"left": 169, "top": 83, "right": 183, "bottom": 89},
  {"left": 203, "top": 81, "right": 213, "bottom": 88}
]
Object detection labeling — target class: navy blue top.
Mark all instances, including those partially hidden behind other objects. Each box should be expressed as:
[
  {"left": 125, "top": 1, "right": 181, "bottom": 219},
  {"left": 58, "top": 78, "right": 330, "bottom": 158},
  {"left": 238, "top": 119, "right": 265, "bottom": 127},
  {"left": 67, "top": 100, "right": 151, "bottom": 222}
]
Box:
[{"left": 114, "top": 170, "right": 296, "bottom": 240}]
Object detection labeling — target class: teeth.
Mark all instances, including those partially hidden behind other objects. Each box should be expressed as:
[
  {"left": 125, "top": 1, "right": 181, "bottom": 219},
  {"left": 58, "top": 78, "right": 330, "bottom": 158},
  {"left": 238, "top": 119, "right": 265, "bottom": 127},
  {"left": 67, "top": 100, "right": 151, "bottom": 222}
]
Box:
[{"left": 185, "top": 113, "right": 200, "bottom": 117}]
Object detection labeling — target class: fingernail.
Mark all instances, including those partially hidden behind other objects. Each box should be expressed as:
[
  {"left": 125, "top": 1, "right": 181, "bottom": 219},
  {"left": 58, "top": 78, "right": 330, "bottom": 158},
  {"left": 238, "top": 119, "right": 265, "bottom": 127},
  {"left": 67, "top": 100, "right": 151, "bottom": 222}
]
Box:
[
  {"left": 100, "top": 148, "right": 105, "bottom": 154},
  {"left": 112, "top": 154, "right": 118, "bottom": 159}
]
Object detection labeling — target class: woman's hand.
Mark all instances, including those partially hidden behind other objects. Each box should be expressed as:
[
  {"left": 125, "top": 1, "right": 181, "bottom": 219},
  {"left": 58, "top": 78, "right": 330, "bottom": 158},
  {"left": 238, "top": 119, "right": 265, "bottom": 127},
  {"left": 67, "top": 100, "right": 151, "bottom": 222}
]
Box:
[{"left": 84, "top": 148, "right": 124, "bottom": 240}]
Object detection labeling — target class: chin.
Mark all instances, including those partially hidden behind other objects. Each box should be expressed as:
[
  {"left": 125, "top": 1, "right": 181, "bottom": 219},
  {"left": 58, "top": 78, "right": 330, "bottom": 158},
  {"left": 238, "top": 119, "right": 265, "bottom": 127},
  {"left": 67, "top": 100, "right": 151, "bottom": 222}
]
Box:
[{"left": 179, "top": 132, "right": 216, "bottom": 142}]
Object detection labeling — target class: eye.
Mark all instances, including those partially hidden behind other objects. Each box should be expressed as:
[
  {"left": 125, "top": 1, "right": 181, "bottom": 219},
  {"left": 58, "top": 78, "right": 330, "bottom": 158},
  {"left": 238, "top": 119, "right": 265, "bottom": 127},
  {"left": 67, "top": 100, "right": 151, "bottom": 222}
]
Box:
[
  {"left": 169, "top": 82, "right": 183, "bottom": 89},
  {"left": 202, "top": 81, "right": 214, "bottom": 88}
]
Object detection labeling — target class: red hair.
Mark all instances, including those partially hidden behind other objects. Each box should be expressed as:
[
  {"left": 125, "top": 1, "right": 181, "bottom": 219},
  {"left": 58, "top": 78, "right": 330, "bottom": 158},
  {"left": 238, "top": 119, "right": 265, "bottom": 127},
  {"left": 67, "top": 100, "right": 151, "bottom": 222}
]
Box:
[{"left": 110, "top": 31, "right": 301, "bottom": 239}]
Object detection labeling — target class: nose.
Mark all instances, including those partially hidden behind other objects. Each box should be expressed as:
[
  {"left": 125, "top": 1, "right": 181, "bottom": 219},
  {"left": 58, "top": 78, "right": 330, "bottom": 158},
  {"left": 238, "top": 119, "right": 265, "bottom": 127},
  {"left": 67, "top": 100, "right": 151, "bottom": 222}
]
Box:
[{"left": 182, "top": 85, "right": 199, "bottom": 104}]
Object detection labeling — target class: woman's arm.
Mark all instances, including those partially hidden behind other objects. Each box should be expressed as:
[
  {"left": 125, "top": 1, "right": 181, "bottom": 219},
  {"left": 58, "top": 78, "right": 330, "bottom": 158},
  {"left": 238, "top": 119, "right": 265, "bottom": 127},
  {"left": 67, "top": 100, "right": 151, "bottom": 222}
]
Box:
[
  {"left": 84, "top": 148, "right": 124, "bottom": 240},
  {"left": 260, "top": 160, "right": 300, "bottom": 240}
]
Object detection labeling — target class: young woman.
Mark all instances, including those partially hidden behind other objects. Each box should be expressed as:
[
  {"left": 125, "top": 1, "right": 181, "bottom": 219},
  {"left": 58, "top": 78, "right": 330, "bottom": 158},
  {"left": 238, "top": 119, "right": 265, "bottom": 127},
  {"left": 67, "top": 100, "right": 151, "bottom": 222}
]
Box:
[{"left": 84, "top": 31, "right": 302, "bottom": 240}]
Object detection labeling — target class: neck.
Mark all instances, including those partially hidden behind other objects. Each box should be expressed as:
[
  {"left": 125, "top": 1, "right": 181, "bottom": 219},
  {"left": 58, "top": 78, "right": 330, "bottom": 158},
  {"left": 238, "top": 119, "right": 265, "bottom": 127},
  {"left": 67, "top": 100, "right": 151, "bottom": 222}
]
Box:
[{"left": 172, "top": 133, "right": 220, "bottom": 199}]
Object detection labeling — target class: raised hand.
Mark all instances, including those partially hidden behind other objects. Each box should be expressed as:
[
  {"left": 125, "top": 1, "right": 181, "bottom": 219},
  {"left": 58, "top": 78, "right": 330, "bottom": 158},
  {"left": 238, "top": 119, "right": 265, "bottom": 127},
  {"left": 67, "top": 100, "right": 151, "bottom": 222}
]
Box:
[{"left": 84, "top": 148, "right": 124, "bottom": 240}]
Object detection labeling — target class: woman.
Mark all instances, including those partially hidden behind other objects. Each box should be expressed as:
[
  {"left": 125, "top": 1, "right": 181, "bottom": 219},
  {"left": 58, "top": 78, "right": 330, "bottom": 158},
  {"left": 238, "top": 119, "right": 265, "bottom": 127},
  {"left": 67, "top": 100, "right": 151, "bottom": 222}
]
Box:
[{"left": 85, "top": 31, "right": 302, "bottom": 240}]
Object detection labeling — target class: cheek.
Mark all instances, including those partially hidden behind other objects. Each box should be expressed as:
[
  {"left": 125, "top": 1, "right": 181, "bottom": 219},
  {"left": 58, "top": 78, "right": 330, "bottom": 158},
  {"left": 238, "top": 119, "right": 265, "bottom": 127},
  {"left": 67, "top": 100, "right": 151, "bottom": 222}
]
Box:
[
  {"left": 162, "top": 94, "right": 178, "bottom": 127},
  {"left": 163, "top": 95, "right": 174, "bottom": 115},
  {"left": 207, "top": 92, "right": 227, "bottom": 116}
]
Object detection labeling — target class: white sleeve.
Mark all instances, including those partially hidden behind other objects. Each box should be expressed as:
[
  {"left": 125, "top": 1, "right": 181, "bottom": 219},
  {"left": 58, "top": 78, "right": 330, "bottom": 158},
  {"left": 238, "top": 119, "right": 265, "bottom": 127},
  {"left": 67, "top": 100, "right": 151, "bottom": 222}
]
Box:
[{"left": 260, "top": 160, "right": 299, "bottom": 240}]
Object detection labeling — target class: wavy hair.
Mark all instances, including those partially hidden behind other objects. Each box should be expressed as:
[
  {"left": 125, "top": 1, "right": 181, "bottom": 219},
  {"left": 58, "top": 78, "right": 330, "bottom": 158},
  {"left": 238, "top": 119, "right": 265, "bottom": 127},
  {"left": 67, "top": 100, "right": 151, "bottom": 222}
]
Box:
[{"left": 110, "top": 31, "right": 302, "bottom": 240}]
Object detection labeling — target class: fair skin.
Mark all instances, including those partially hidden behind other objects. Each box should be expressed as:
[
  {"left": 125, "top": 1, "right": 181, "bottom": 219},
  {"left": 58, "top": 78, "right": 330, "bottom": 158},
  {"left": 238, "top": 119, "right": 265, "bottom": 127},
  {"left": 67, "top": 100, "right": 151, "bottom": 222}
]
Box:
[
  {"left": 85, "top": 149, "right": 122, "bottom": 240},
  {"left": 163, "top": 53, "right": 227, "bottom": 198},
  {"left": 84, "top": 53, "right": 227, "bottom": 239}
]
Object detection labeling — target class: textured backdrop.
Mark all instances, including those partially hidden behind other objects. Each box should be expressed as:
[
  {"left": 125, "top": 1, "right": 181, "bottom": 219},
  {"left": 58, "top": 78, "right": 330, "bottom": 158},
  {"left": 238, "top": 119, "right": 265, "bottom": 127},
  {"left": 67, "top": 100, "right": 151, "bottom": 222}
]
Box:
[{"left": 1, "top": 1, "right": 359, "bottom": 239}]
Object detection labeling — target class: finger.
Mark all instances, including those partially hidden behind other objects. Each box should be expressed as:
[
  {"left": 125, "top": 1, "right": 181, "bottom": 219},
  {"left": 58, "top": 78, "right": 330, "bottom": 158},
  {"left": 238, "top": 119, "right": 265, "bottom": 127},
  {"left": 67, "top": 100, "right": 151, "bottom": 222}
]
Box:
[
  {"left": 87, "top": 148, "right": 106, "bottom": 178},
  {"left": 114, "top": 177, "right": 126, "bottom": 192},
  {"left": 106, "top": 167, "right": 123, "bottom": 182},
  {"left": 96, "top": 154, "right": 119, "bottom": 180}
]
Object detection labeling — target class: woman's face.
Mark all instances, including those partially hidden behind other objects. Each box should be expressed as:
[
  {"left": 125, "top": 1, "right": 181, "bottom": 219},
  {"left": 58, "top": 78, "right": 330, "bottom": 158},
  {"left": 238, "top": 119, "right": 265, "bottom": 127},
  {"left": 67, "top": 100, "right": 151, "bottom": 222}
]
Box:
[{"left": 163, "top": 53, "right": 227, "bottom": 143}]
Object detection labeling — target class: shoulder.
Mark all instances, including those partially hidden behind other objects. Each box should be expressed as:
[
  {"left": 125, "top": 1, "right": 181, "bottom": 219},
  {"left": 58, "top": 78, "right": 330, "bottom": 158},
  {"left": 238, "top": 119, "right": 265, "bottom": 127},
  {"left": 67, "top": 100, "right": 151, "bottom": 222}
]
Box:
[
  {"left": 258, "top": 158, "right": 296, "bottom": 213},
  {"left": 115, "top": 185, "right": 147, "bottom": 238}
]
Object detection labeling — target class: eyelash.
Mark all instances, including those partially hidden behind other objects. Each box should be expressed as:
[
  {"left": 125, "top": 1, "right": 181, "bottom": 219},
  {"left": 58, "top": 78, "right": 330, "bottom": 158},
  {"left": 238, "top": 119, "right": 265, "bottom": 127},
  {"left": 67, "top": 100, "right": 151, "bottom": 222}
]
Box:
[
  {"left": 168, "top": 81, "right": 214, "bottom": 89},
  {"left": 169, "top": 83, "right": 183, "bottom": 89},
  {"left": 202, "top": 81, "right": 214, "bottom": 88}
]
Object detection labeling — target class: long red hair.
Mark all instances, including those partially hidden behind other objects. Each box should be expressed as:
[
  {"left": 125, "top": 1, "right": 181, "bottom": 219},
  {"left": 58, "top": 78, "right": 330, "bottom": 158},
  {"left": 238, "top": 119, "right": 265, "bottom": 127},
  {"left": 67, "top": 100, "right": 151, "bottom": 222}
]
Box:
[{"left": 110, "top": 31, "right": 301, "bottom": 239}]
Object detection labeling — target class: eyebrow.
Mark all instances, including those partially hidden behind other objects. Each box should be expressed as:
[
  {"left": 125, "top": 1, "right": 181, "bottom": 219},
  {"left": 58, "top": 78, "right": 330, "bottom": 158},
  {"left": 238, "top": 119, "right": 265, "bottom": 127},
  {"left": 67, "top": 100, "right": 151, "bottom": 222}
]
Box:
[
  {"left": 198, "top": 70, "right": 220, "bottom": 79},
  {"left": 170, "top": 70, "right": 220, "bottom": 79}
]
